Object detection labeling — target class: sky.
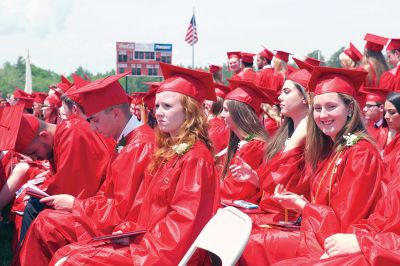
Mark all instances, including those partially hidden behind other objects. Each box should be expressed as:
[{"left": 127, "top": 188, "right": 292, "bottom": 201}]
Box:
[{"left": 0, "top": 0, "right": 399, "bottom": 75}]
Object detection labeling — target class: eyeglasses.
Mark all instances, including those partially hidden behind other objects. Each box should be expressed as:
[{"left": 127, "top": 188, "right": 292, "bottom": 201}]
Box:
[{"left": 365, "top": 104, "right": 381, "bottom": 109}]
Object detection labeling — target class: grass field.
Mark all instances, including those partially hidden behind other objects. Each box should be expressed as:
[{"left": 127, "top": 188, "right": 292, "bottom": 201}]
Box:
[{"left": 0, "top": 206, "right": 14, "bottom": 266}]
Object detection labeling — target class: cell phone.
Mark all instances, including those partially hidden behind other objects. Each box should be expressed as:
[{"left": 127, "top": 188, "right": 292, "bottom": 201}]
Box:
[{"left": 233, "top": 200, "right": 259, "bottom": 209}]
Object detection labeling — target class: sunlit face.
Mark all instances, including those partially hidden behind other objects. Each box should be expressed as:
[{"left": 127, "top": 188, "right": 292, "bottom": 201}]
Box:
[
  {"left": 256, "top": 55, "right": 265, "bottom": 70},
  {"left": 386, "top": 50, "right": 400, "bottom": 68},
  {"left": 202, "top": 100, "right": 213, "bottom": 116},
  {"left": 87, "top": 109, "right": 119, "bottom": 139},
  {"left": 155, "top": 91, "right": 185, "bottom": 137},
  {"left": 313, "top": 93, "right": 351, "bottom": 140},
  {"left": 228, "top": 58, "right": 240, "bottom": 72},
  {"left": 33, "top": 102, "right": 42, "bottom": 118},
  {"left": 41, "top": 100, "right": 54, "bottom": 119},
  {"left": 363, "top": 101, "right": 383, "bottom": 122},
  {"left": 384, "top": 100, "right": 400, "bottom": 132},
  {"left": 130, "top": 103, "right": 141, "bottom": 121},
  {"left": 278, "top": 80, "right": 306, "bottom": 118},
  {"left": 59, "top": 101, "right": 72, "bottom": 120},
  {"left": 221, "top": 100, "right": 239, "bottom": 135}
]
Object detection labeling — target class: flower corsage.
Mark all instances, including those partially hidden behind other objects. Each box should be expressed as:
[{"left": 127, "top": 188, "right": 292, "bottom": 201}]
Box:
[
  {"left": 172, "top": 143, "right": 192, "bottom": 156},
  {"left": 343, "top": 133, "right": 360, "bottom": 147}
]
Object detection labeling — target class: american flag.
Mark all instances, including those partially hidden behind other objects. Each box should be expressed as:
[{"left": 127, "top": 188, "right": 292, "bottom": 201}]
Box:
[{"left": 185, "top": 14, "right": 198, "bottom": 46}]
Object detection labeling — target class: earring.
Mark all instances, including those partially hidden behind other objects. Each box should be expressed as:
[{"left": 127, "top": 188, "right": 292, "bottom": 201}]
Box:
[{"left": 348, "top": 113, "right": 352, "bottom": 118}]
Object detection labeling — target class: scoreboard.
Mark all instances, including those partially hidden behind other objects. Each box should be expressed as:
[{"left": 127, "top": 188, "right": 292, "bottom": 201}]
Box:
[{"left": 116, "top": 42, "right": 173, "bottom": 77}]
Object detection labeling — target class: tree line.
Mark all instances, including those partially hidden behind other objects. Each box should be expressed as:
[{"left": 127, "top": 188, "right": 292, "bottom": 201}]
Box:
[{"left": 0, "top": 48, "right": 344, "bottom": 97}]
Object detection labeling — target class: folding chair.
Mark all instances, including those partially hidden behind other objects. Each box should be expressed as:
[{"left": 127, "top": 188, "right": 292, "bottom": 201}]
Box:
[{"left": 179, "top": 206, "right": 252, "bottom": 266}]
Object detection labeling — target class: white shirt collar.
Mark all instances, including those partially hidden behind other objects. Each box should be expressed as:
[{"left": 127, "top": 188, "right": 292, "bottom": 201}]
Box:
[
  {"left": 375, "top": 119, "right": 384, "bottom": 127},
  {"left": 117, "top": 115, "right": 143, "bottom": 143}
]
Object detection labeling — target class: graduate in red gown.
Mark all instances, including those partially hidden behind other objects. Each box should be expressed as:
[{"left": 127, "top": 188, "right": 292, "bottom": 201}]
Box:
[
  {"left": 382, "top": 92, "right": 400, "bottom": 183},
  {"left": 13, "top": 89, "right": 113, "bottom": 246},
  {"left": 219, "top": 78, "right": 271, "bottom": 204},
  {"left": 379, "top": 38, "right": 400, "bottom": 91},
  {"left": 359, "top": 86, "right": 389, "bottom": 151},
  {"left": 271, "top": 50, "right": 292, "bottom": 93},
  {"left": 50, "top": 63, "right": 219, "bottom": 266},
  {"left": 206, "top": 82, "right": 230, "bottom": 154},
  {"left": 16, "top": 72, "right": 155, "bottom": 266},
  {"left": 274, "top": 93, "right": 400, "bottom": 266},
  {"left": 238, "top": 58, "right": 312, "bottom": 265},
  {"left": 359, "top": 33, "right": 389, "bottom": 87},
  {"left": 241, "top": 67, "right": 384, "bottom": 265}
]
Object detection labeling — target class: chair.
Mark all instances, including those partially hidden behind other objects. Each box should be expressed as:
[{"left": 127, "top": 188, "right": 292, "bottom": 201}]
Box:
[{"left": 179, "top": 206, "right": 252, "bottom": 266}]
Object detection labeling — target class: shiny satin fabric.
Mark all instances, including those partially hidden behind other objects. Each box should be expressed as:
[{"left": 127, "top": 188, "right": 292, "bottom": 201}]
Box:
[
  {"left": 241, "top": 139, "right": 383, "bottom": 265},
  {"left": 16, "top": 122, "right": 154, "bottom": 266},
  {"left": 220, "top": 139, "right": 267, "bottom": 204},
  {"left": 208, "top": 116, "right": 229, "bottom": 154},
  {"left": 50, "top": 140, "right": 219, "bottom": 265}
]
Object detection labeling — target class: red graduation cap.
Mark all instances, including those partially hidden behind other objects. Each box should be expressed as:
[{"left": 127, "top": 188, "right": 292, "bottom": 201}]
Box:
[
  {"left": 259, "top": 47, "right": 274, "bottom": 61},
  {"left": 0, "top": 103, "right": 40, "bottom": 152},
  {"left": 44, "top": 93, "right": 61, "bottom": 108},
  {"left": 386, "top": 38, "right": 400, "bottom": 51},
  {"left": 274, "top": 50, "right": 292, "bottom": 63},
  {"left": 344, "top": 42, "right": 363, "bottom": 62},
  {"left": 359, "top": 86, "right": 389, "bottom": 103},
  {"left": 307, "top": 66, "right": 368, "bottom": 97},
  {"left": 13, "top": 89, "right": 34, "bottom": 109},
  {"left": 209, "top": 64, "right": 222, "bottom": 74},
  {"left": 303, "top": 56, "right": 321, "bottom": 66},
  {"left": 64, "top": 74, "right": 91, "bottom": 104},
  {"left": 56, "top": 75, "right": 73, "bottom": 93},
  {"left": 226, "top": 78, "right": 273, "bottom": 115},
  {"left": 32, "top": 92, "right": 48, "bottom": 104},
  {"left": 364, "top": 33, "right": 389, "bottom": 52},
  {"left": 227, "top": 51, "right": 241, "bottom": 59},
  {"left": 241, "top": 52, "right": 255, "bottom": 64},
  {"left": 130, "top": 91, "right": 147, "bottom": 106},
  {"left": 289, "top": 57, "right": 314, "bottom": 89},
  {"left": 158, "top": 62, "right": 216, "bottom": 102},
  {"left": 143, "top": 82, "right": 161, "bottom": 110},
  {"left": 214, "top": 83, "right": 231, "bottom": 99},
  {"left": 66, "top": 72, "right": 130, "bottom": 117}
]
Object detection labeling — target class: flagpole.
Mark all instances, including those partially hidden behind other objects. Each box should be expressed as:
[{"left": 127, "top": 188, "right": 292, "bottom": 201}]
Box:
[{"left": 192, "top": 7, "right": 195, "bottom": 69}]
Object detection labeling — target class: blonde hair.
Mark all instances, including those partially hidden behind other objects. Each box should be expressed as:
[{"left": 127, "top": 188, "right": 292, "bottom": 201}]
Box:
[
  {"left": 149, "top": 94, "right": 213, "bottom": 172},
  {"left": 339, "top": 52, "right": 358, "bottom": 69}
]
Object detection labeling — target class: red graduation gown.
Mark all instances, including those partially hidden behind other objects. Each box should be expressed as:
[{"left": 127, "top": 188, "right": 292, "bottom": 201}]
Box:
[
  {"left": 382, "top": 133, "right": 400, "bottom": 183},
  {"left": 16, "top": 124, "right": 155, "bottom": 266},
  {"left": 273, "top": 154, "right": 400, "bottom": 266},
  {"left": 239, "top": 146, "right": 309, "bottom": 265},
  {"left": 240, "top": 139, "right": 383, "bottom": 265},
  {"left": 366, "top": 121, "right": 388, "bottom": 152},
  {"left": 220, "top": 139, "right": 267, "bottom": 203},
  {"left": 45, "top": 116, "right": 112, "bottom": 198},
  {"left": 208, "top": 116, "right": 229, "bottom": 154},
  {"left": 50, "top": 140, "right": 219, "bottom": 265}
]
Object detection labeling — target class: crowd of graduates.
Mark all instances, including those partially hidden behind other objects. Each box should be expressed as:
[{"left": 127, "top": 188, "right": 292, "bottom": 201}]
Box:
[{"left": 0, "top": 32, "right": 399, "bottom": 265}]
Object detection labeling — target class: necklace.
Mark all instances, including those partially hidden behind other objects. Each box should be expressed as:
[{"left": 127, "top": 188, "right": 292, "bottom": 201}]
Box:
[{"left": 311, "top": 150, "right": 344, "bottom": 206}]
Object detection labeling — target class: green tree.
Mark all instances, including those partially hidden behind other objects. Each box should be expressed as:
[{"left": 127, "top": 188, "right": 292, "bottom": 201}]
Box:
[
  {"left": 306, "top": 50, "right": 326, "bottom": 65},
  {"left": 326, "top": 47, "right": 346, "bottom": 68}
]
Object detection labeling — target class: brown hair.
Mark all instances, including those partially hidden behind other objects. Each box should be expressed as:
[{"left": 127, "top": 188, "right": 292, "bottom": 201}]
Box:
[
  {"left": 305, "top": 93, "right": 373, "bottom": 171},
  {"left": 149, "top": 94, "right": 212, "bottom": 172},
  {"left": 220, "top": 100, "right": 269, "bottom": 179},
  {"left": 210, "top": 96, "right": 224, "bottom": 116},
  {"left": 362, "top": 50, "right": 389, "bottom": 86},
  {"left": 265, "top": 82, "right": 308, "bottom": 161}
]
